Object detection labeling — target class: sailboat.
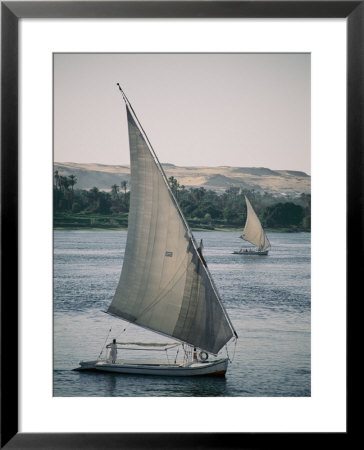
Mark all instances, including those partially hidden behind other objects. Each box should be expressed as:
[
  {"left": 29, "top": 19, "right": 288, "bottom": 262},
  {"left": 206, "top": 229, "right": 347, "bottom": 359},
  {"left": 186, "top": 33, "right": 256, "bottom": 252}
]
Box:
[
  {"left": 74, "top": 85, "right": 238, "bottom": 377},
  {"left": 233, "top": 195, "right": 271, "bottom": 255}
]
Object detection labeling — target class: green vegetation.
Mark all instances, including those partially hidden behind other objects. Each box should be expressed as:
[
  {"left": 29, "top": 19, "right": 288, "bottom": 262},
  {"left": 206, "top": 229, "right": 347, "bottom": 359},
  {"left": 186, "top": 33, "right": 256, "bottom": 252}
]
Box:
[{"left": 54, "top": 172, "right": 311, "bottom": 231}]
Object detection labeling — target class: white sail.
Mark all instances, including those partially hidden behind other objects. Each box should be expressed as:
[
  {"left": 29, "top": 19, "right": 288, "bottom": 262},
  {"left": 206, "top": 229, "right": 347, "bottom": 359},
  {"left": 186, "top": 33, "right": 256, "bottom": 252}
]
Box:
[
  {"left": 107, "top": 100, "right": 235, "bottom": 355},
  {"left": 241, "top": 196, "right": 270, "bottom": 251}
]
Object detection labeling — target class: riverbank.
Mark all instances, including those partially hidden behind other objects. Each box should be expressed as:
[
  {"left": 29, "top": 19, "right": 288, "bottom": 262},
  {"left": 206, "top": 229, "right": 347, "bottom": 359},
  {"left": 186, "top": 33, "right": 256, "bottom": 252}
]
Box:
[{"left": 54, "top": 213, "right": 310, "bottom": 233}]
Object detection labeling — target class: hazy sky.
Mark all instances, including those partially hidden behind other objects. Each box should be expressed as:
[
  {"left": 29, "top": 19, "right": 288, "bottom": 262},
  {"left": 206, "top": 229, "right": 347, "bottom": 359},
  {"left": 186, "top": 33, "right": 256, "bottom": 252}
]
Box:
[{"left": 54, "top": 53, "right": 310, "bottom": 174}]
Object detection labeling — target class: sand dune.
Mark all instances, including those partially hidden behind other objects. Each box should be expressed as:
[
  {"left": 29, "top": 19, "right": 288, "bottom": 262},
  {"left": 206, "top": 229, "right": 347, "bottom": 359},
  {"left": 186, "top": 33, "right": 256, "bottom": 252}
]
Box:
[{"left": 54, "top": 162, "right": 310, "bottom": 197}]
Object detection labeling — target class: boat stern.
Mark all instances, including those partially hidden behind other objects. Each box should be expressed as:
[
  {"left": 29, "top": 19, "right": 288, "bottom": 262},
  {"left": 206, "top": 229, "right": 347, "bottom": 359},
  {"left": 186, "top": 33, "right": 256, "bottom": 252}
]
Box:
[{"left": 73, "top": 360, "right": 100, "bottom": 371}]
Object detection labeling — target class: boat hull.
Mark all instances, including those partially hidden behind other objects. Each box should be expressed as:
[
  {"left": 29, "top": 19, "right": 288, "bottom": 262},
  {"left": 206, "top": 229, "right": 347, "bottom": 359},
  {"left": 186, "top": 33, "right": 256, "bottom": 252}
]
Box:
[
  {"left": 74, "top": 358, "right": 228, "bottom": 377},
  {"left": 233, "top": 250, "right": 269, "bottom": 255}
]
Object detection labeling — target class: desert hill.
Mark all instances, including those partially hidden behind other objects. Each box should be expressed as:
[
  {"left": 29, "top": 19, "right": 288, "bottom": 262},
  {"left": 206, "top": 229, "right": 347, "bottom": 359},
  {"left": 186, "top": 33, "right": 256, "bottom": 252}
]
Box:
[{"left": 54, "top": 162, "right": 310, "bottom": 197}]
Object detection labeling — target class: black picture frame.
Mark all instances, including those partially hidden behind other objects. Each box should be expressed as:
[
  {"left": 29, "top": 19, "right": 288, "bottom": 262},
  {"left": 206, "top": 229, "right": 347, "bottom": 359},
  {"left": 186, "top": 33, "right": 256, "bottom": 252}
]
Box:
[{"left": 1, "top": 1, "right": 357, "bottom": 448}]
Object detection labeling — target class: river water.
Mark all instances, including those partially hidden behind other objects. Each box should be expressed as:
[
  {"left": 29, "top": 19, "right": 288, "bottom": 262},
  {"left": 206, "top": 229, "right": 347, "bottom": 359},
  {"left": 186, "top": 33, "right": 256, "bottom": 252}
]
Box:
[{"left": 53, "top": 230, "right": 310, "bottom": 397}]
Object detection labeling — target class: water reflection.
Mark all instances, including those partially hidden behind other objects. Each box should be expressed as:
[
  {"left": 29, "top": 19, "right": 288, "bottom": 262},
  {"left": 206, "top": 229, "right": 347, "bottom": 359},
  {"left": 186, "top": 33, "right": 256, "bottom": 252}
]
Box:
[{"left": 101, "top": 372, "right": 228, "bottom": 397}]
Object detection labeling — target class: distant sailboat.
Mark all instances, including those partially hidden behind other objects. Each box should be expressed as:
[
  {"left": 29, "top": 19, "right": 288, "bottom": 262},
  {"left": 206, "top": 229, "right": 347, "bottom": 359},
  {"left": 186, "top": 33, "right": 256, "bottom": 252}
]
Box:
[
  {"left": 74, "top": 85, "right": 238, "bottom": 376},
  {"left": 233, "top": 195, "right": 270, "bottom": 256}
]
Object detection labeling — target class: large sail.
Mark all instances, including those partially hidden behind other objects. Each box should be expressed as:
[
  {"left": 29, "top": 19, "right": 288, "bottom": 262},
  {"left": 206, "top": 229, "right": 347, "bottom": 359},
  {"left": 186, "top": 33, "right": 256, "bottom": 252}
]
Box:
[
  {"left": 107, "top": 100, "right": 235, "bottom": 355},
  {"left": 241, "top": 196, "right": 270, "bottom": 251}
]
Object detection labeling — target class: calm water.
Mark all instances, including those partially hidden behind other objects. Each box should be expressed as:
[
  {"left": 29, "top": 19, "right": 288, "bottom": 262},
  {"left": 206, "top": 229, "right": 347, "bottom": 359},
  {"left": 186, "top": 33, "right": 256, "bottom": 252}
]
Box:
[{"left": 54, "top": 230, "right": 310, "bottom": 397}]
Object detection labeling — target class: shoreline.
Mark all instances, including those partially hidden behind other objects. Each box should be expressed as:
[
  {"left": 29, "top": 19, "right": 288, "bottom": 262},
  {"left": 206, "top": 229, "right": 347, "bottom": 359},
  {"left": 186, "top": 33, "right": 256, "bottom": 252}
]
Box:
[{"left": 53, "top": 226, "right": 310, "bottom": 233}]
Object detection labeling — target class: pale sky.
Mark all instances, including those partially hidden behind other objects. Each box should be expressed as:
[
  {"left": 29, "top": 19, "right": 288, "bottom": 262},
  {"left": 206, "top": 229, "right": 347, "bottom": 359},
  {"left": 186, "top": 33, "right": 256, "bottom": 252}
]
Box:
[{"left": 54, "top": 53, "right": 310, "bottom": 174}]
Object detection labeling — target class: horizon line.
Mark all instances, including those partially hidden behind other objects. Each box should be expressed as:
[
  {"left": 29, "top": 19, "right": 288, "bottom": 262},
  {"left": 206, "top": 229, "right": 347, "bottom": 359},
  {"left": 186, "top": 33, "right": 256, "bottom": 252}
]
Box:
[{"left": 54, "top": 161, "right": 311, "bottom": 176}]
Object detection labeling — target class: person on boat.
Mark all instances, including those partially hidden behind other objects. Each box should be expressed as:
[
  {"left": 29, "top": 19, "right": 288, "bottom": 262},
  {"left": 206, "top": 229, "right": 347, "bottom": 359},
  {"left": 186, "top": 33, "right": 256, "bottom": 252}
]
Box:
[
  {"left": 107, "top": 339, "right": 118, "bottom": 363},
  {"left": 193, "top": 347, "right": 197, "bottom": 361}
]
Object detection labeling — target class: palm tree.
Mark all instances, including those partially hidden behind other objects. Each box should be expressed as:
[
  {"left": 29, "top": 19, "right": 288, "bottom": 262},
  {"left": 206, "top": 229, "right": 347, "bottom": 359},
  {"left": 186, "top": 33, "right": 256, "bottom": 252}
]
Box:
[
  {"left": 111, "top": 184, "right": 120, "bottom": 200},
  {"left": 120, "top": 180, "right": 128, "bottom": 196},
  {"left": 57, "top": 176, "right": 70, "bottom": 211},
  {"left": 59, "top": 176, "right": 69, "bottom": 193},
  {"left": 88, "top": 187, "right": 100, "bottom": 212},
  {"left": 68, "top": 174, "right": 77, "bottom": 192},
  {"left": 54, "top": 170, "right": 61, "bottom": 211},
  {"left": 192, "top": 187, "right": 206, "bottom": 203},
  {"left": 90, "top": 186, "right": 99, "bottom": 199},
  {"left": 121, "top": 180, "right": 128, "bottom": 209},
  {"left": 168, "top": 176, "right": 180, "bottom": 200},
  {"left": 54, "top": 170, "right": 60, "bottom": 190},
  {"left": 68, "top": 174, "right": 77, "bottom": 208}
]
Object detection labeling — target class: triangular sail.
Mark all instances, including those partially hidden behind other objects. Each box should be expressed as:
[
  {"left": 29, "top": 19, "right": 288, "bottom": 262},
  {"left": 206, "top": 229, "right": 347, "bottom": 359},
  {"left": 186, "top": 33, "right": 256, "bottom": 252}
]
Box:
[
  {"left": 241, "top": 196, "right": 270, "bottom": 251},
  {"left": 107, "top": 95, "right": 235, "bottom": 355}
]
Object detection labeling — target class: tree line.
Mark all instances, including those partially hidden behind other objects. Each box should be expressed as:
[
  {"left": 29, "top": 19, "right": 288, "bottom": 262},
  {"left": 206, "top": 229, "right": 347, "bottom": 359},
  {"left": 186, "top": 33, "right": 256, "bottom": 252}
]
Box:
[
  {"left": 54, "top": 171, "right": 311, "bottom": 230},
  {"left": 54, "top": 171, "right": 130, "bottom": 215}
]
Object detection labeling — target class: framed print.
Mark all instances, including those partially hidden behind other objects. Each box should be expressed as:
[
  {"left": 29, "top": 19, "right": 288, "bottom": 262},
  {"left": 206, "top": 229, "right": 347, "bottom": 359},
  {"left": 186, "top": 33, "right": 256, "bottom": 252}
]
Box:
[{"left": 1, "top": 1, "right": 358, "bottom": 448}]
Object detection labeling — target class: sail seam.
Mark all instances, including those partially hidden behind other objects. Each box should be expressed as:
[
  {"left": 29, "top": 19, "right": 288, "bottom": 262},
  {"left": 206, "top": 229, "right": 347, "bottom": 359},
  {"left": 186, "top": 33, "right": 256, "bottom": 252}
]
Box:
[
  {"left": 134, "top": 255, "right": 192, "bottom": 324},
  {"left": 174, "top": 251, "right": 202, "bottom": 342}
]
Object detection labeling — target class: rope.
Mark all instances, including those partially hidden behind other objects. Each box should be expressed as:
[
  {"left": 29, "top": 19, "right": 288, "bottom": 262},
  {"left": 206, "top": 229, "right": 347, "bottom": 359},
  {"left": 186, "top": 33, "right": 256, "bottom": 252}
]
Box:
[
  {"left": 232, "top": 337, "right": 238, "bottom": 361},
  {"left": 174, "top": 347, "right": 180, "bottom": 364},
  {"left": 115, "top": 326, "right": 128, "bottom": 340},
  {"left": 225, "top": 337, "right": 238, "bottom": 364},
  {"left": 113, "top": 344, "right": 179, "bottom": 351},
  {"left": 225, "top": 344, "right": 231, "bottom": 363},
  {"left": 98, "top": 327, "right": 112, "bottom": 360}
]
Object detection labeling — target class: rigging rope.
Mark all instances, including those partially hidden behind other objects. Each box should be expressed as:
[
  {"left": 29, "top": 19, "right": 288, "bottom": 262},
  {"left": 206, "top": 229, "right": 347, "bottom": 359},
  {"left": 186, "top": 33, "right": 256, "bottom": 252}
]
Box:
[
  {"left": 232, "top": 337, "right": 237, "bottom": 361},
  {"left": 98, "top": 327, "right": 112, "bottom": 360},
  {"left": 225, "top": 337, "right": 238, "bottom": 363},
  {"left": 115, "top": 326, "right": 128, "bottom": 340},
  {"left": 174, "top": 346, "right": 180, "bottom": 364},
  {"left": 225, "top": 344, "right": 231, "bottom": 363},
  {"left": 165, "top": 348, "right": 170, "bottom": 364},
  {"left": 114, "top": 344, "right": 179, "bottom": 351}
]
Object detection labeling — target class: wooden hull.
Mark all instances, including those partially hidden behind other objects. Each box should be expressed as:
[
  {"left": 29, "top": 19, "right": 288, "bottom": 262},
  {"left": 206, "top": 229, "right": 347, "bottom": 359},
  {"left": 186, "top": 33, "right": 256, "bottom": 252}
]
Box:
[
  {"left": 74, "top": 358, "right": 228, "bottom": 377},
  {"left": 233, "top": 250, "right": 269, "bottom": 255}
]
